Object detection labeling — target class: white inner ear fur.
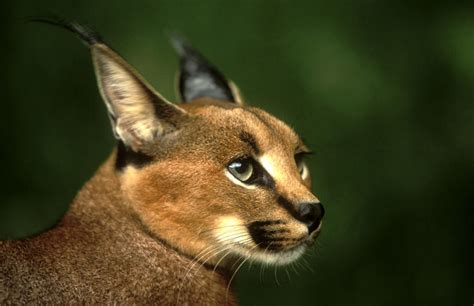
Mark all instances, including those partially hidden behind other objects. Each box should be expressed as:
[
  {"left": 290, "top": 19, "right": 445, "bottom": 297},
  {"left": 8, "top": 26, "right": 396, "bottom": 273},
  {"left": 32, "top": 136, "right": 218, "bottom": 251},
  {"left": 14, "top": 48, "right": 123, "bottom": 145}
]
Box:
[
  {"left": 92, "top": 45, "right": 184, "bottom": 151},
  {"left": 228, "top": 81, "right": 245, "bottom": 106}
]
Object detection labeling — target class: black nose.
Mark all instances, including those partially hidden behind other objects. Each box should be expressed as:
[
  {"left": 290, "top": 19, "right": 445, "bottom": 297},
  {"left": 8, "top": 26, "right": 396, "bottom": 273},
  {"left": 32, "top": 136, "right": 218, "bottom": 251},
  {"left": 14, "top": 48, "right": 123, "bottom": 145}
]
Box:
[{"left": 298, "top": 202, "right": 325, "bottom": 233}]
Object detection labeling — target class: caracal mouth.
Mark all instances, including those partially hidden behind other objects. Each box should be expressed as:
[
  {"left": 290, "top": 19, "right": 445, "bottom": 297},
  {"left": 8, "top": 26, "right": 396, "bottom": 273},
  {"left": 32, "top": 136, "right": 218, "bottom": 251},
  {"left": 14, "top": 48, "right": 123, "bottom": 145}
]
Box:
[{"left": 230, "top": 223, "right": 322, "bottom": 266}]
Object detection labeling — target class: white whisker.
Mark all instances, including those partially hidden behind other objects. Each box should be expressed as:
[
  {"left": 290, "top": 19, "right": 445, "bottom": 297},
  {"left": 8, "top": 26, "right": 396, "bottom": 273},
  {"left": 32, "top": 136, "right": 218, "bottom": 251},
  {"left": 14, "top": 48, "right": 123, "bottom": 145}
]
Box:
[{"left": 225, "top": 243, "right": 261, "bottom": 304}]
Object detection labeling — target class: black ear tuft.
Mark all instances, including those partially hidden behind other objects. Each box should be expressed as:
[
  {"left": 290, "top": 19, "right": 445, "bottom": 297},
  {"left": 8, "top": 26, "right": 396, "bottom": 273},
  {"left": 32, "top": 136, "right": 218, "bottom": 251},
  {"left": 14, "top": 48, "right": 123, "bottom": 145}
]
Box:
[
  {"left": 28, "top": 16, "right": 103, "bottom": 46},
  {"left": 170, "top": 33, "right": 236, "bottom": 103}
]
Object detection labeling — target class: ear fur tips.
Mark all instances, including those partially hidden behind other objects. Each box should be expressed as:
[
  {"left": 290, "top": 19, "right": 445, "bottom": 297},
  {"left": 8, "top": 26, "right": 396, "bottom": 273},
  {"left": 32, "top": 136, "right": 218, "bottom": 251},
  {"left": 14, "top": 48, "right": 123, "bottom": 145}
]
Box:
[
  {"left": 28, "top": 16, "right": 103, "bottom": 46},
  {"left": 169, "top": 33, "right": 240, "bottom": 104},
  {"left": 228, "top": 81, "right": 245, "bottom": 106},
  {"left": 33, "top": 17, "right": 187, "bottom": 152},
  {"left": 169, "top": 32, "right": 189, "bottom": 58}
]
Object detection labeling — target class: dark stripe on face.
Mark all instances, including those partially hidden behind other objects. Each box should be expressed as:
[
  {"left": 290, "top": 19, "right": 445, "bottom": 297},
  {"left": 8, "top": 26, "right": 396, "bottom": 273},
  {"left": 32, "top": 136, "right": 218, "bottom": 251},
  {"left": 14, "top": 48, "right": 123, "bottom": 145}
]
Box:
[
  {"left": 251, "top": 160, "right": 275, "bottom": 190},
  {"left": 248, "top": 220, "right": 287, "bottom": 250},
  {"left": 266, "top": 228, "right": 290, "bottom": 234},
  {"left": 250, "top": 220, "right": 285, "bottom": 227},
  {"left": 277, "top": 196, "right": 299, "bottom": 220},
  {"left": 239, "top": 131, "right": 260, "bottom": 155},
  {"left": 115, "top": 141, "right": 154, "bottom": 171},
  {"left": 246, "top": 108, "right": 275, "bottom": 134}
]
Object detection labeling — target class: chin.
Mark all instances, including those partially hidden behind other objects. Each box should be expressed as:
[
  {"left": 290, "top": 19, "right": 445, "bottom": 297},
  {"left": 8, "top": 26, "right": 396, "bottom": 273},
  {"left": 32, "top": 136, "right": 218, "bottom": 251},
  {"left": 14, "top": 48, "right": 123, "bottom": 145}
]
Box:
[
  {"left": 249, "top": 244, "right": 308, "bottom": 266},
  {"left": 230, "top": 238, "right": 314, "bottom": 266}
]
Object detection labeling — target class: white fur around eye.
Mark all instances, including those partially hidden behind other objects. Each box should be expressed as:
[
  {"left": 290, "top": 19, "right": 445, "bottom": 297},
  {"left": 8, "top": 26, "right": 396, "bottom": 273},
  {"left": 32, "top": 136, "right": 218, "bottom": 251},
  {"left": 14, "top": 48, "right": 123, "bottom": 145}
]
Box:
[{"left": 258, "top": 155, "right": 281, "bottom": 181}]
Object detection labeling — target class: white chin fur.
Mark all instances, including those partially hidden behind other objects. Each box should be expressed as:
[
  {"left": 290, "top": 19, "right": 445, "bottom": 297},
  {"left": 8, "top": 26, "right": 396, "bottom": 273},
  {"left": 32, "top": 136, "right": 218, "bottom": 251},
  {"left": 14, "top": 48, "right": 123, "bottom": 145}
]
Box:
[{"left": 233, "top": 243, "right": 307, "bottom": 266}]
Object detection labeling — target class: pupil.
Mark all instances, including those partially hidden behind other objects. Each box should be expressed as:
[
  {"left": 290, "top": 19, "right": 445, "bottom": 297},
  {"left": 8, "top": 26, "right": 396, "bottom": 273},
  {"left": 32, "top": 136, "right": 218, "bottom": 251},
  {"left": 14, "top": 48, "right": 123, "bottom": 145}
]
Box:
[{"left": 236, "top": 162, "right": 246, "bottom": 174}]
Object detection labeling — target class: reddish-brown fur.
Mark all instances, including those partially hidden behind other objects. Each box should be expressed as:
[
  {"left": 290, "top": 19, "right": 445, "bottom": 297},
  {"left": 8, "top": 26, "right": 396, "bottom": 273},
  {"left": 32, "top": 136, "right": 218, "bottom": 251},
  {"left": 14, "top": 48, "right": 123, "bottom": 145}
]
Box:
[
  {"left": 0, "top": 27, "right": 323, "bottom": 304},
  {"left": 1, "top": 154, "right": 234, "bottom": 305}
]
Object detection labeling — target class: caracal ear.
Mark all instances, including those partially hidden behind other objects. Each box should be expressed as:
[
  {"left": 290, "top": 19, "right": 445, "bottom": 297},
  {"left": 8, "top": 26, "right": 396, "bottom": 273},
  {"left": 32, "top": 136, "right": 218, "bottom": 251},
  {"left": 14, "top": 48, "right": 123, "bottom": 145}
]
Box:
[
  {"left": 92, "top": 44, "right": 187, "bottom": 151},
  {"left": 170, "top": 34, "right": 245, "bottom": 105},
  {"left": 30, "top": 17, "right": 187, "bottom": 152}
]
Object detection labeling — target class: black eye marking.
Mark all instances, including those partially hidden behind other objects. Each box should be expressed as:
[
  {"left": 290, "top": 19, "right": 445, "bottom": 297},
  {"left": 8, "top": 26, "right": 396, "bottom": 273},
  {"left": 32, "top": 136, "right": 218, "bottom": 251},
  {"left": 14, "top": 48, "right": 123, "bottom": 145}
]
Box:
[
  {"left": 253, "top": 161, "right": 275, "bottom": 190},
  {"left": 276, "top": 196, "right": 299, "bottom": 220},
  {"left": 239, "top": 131, "right": 260, "bottom": 155}
]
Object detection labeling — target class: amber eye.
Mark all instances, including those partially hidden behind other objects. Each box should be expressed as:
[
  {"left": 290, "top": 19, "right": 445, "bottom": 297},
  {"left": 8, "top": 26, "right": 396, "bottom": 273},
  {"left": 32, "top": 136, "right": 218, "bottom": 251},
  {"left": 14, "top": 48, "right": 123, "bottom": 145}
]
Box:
[{"left": 228, "top": 159, "right": 254, "bottom": 182}]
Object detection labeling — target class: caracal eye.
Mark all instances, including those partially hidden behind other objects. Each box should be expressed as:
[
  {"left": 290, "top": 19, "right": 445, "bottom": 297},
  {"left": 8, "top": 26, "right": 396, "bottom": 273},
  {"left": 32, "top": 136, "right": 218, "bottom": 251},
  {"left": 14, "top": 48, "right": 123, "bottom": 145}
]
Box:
[
  {"left": 298, "top": 160, "right": 307, "bottom": 177},
  {"left": 228, "top": 159, "right": 254, "bottom": 182},
  {"left": 296, "top": 155, "right": 308, "bottom": 178}
]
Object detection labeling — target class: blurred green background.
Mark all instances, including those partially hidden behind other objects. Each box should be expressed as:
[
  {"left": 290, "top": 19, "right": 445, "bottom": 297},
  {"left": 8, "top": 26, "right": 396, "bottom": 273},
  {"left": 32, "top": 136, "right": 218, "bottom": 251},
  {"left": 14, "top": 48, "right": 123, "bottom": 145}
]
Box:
[{"left": 1, "top": 0, "right": 473, "bottom": 305}]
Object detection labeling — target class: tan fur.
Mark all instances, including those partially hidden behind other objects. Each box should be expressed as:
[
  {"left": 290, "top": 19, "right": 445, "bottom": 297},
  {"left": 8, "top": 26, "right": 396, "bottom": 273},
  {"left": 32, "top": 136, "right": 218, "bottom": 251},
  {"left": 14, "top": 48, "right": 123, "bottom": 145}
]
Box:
[
  {"left": 1, "top": 155, "right": 234, "bottom": 305},
  {"left": 122, "top": 100, "right": 320, "bottom": 264},
  {"left": 0, "top": 32, "right": 323, "bottom": 304}
]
